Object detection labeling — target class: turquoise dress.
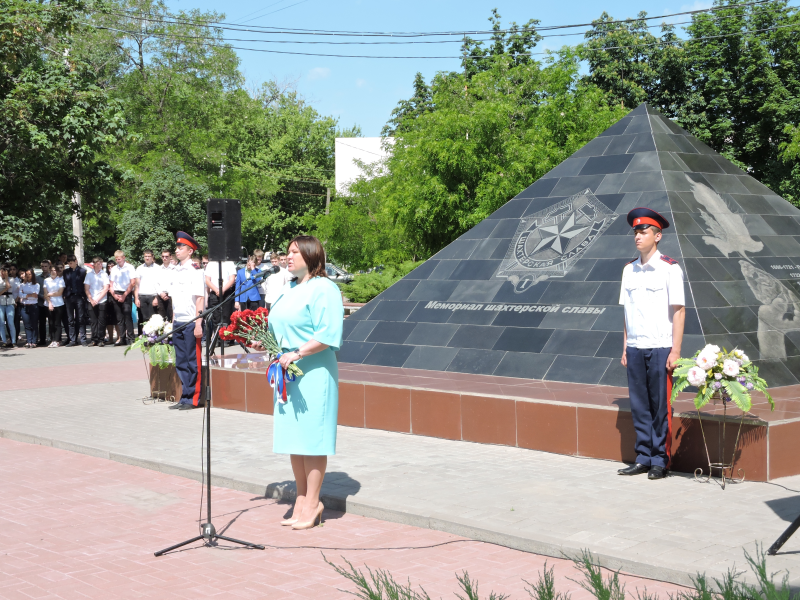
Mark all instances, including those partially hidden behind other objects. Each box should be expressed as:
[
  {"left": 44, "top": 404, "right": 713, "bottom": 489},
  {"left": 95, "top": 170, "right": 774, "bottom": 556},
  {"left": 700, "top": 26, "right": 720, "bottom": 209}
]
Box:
[{"left": 268, "top": 277, "right": 344, "bottom": 455}]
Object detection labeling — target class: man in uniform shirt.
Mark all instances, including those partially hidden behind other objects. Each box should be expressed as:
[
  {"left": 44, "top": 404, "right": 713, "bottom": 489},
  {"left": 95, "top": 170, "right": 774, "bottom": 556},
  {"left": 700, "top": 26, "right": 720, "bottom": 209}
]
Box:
[
  {"left": 157, "top": 249, "right": 174, "bottom": 321},
  {"left": 134, "top": 250, "right": 160, "bottom": 332},
  {"left": 109, "top": 250, "right": 137, "bottom": 345},
  {"left": 36, "top": 259, "right": 50, "bottom": 346},
  {"left": 63, "top": 255, "right": 88, "bottom": 346},
  {"left": 618, "top": 208, "right": 685, "bottom": 480},
  {"left": 84, "top": 257, "right": 110, "bottom": 346},
  {"left": 264, "top": 252, "right": 290, "bottom": 310},
  {"left": 204, "top": 257, "right": 237, "bottom": 349},
  {"left": 168, "top": 232, "right": 205, "bottom": 410}
]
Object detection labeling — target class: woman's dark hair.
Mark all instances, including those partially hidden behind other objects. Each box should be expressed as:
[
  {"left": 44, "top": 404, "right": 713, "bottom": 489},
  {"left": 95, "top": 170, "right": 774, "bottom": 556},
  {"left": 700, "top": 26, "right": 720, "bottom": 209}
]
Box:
[
  {"left": 288, "top": 235, "right": 327, "bottom": 279},
  {"left": 23, "top": 267, "right": 36, "bottom": 282}
]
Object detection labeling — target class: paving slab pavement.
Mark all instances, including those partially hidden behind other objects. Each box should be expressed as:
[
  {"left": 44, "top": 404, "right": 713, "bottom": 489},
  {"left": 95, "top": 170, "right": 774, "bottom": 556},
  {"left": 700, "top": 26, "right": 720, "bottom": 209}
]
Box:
[
  {"left": 1, "top": 345, "right": 799, "bottom": 590},
  {"left": 0, "top": 438, "right": 690, "bottom": 600}
]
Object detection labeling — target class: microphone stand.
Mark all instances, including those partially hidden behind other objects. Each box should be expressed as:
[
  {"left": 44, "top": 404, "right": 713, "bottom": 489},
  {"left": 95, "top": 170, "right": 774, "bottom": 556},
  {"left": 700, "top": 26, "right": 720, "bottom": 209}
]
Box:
[
  {"left": 768, "top": 513, "right": 800, "bottom": 555},
  {"left": 153, "top": 269, "right": 276, "bottom": 557}
]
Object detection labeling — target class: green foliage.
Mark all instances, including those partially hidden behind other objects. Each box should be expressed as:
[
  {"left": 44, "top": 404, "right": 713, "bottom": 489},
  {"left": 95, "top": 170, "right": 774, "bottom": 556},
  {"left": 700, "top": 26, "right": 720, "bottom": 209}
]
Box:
[
  {"left": 567, "top": 550, "right": 625, "bottom": 600},
  {"left": 323, "top": 554, "right": 431, "bottom": 600},
  {"left": 0, "top": 0, "right": 125, "bottom": 264},
  {"left": 456, "top": 571, "right": 508, "bottom": 600},
  {"left": 377, "top": 46, "right": 626, "bottom": 259},
  {"left": 582, "top": 0, "right": 800, "bottom": 206},
  {"left": 118, "top": 165, "right": 208, "bottom": 258},
  {"left": 524, "top": 562, "right": 570, "bottom": 600},
  {"left": 328, "top": 546, "right": 798, "bottom": 600},
  {"left": 315, "top": 161, "right": 413, "bottom": 271},
  {"left": 338, "top": 262, "right": 421, "bottom": 303},
  {"left": 460, "top": 9, "right": 542, "bottom": 80}
]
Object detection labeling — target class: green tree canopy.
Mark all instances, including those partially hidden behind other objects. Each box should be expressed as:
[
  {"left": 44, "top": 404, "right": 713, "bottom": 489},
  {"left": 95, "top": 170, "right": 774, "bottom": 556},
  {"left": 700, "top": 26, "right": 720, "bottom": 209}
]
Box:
[{"left": 1, "top": 0, "right": 125, "bottom": 264}]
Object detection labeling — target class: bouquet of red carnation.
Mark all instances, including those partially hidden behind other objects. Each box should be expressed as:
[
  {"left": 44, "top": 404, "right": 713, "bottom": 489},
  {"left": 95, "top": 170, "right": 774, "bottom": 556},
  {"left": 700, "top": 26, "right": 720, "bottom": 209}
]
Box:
[{"left": 220, "top": 308, "right": 303, "bottom": 378}]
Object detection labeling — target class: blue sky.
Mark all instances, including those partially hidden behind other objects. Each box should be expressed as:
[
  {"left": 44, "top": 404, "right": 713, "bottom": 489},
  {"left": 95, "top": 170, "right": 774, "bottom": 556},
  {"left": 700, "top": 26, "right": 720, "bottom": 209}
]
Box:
[{"left": 168, "top": 0, "right": 710, "bottom": 136}]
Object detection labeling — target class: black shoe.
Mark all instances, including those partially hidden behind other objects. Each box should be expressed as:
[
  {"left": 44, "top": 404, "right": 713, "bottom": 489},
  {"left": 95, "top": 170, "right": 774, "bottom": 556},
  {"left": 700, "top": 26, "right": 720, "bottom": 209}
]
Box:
[
  {"left": 66, "top": 341, "right": 77, "bottom": 347},
  {"left": 98, "top": 341, "right": 105, "bottom": 347},
  {"left": 648, "top": 466, "right": 667, "bottom": 480},
  {"left": 618, "top": 463, "right": 650, "bottom": 476},
  {"left": 177, "top": 403, "right": 198, "bottom": 410},
  {"left": 81, "top": 341, "right": 89, "bottom": 347},
  {"left": 114, "top": 340, "right": 125, "bottom": 347},
  {"left": 168, "top": 403, "right": 183, "bottom": 410}
]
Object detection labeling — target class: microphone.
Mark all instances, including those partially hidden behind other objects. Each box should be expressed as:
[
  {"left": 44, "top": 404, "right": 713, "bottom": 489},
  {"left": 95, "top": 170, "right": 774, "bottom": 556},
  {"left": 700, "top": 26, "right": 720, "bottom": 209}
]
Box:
[{"left": 250, "top": 265, "right": 280, "bottom": 280}]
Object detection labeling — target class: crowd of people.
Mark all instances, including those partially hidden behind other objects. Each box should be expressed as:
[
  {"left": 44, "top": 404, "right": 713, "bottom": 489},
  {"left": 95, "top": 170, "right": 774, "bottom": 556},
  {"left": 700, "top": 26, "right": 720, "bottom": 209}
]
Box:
[{"left": 0, "top": 248, "right": 291, "bottom": 349}]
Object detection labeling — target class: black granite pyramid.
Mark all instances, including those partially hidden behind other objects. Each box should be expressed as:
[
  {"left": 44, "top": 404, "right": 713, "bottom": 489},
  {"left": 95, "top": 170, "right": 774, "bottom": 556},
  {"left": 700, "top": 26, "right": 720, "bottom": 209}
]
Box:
[{"left": 338, "top": 103, "right": 800, "bottom": 387}]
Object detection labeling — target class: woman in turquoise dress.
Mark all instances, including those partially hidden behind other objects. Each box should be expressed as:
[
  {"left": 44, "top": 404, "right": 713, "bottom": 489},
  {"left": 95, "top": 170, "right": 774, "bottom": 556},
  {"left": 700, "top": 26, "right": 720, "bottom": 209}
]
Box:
[{"left": 264, "top": 235, "right": 343, "bottom": 530}]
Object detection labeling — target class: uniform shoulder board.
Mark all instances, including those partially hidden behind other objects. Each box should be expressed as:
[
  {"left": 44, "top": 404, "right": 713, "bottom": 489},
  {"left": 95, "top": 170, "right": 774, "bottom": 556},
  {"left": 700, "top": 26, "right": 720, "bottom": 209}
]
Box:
[
  {"left": 660, "top": 254, "right": 679, "bottom": 266},
  {"left": 625, "top": 257, "right": 637, "bottom": 266}
]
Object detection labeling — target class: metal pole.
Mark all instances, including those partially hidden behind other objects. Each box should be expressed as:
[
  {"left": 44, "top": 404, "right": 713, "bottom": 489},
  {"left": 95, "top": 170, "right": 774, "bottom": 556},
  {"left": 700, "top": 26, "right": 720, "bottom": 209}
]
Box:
[
  {"left": 325, "top": 188, "right": 331, "bottom": 215},
  {"left": 218, "top": 262, "right": 224, "bottom": 356}
]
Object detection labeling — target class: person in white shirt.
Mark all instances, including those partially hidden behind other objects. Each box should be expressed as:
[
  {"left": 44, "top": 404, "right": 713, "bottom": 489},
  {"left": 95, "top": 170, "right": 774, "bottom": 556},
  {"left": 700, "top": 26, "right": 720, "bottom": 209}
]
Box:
[
  {"left": 156, "top": 249, "right": 175, "bottom": 321},
  {"left": 204, "top": 258, "right": 237, "bottom": 349},
  {"left": 84, "top": 256, "right": 111, "bottom": 346},
  {"left": 618, "top": 208, "right": 685, "bottom": 480},
  {"left": 264, "top": 253, "right": 291, "bottom": 309},
  {"left": 109, "top": 250, "right": 137, "bottom": 345},
  {"left": 135, "top": 250, "right": 161, "bottom": 333},
  {"left": 168, "top": 232, "right": 206, "bottom": 410},
  {"left": 43, "top": 265, "right": 65, "bottom": 347},
  {"left": 19, "top": 267, "right": 40, "bottom": 348},
  {"left": 7, "top": 263, "right": 22, "bottom": 345},
  {"left": 0, "top": 264, "right": 16, "bottom": 347}
]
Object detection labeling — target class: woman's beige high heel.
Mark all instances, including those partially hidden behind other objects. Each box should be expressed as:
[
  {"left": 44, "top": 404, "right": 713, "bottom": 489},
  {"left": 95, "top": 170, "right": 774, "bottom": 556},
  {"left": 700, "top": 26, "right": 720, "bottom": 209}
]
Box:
[
  {"left": 291, "top": 502, "right": 324, "bottom": 530},
  {"left": 280, "top": 517, "right": 298, "bottom": 526}
]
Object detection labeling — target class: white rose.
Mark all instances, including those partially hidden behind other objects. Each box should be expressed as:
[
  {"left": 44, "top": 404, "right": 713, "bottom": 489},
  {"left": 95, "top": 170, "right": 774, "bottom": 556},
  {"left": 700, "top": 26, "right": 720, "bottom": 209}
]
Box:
[
  {"left": 164, "top": 323, "right": 173, "bottom": 334},
  {"left": 687, "top": 366, "right": 708, "bottom": 386},
  {"left": 696, "top": 352, "right": 716, "bottom": 370},
  {"left": 143, "top": 321, "right": 156, "bottom": 336},
  {"left": 704, "top": 344, "right": 721, "bottom": 354},
  {"left": 723, "top": 359, "right": 740, "bottom": 377},
  {"left": 147, "top": 314, "right": 164, "bottom": 329},
  {"left": 740, "top": 353, "right": 749, "bottom": 363}
]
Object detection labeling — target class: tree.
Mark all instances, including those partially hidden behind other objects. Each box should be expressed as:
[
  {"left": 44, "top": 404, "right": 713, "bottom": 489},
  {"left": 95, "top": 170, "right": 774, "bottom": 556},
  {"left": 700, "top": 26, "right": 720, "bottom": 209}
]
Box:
[
  {"left": 377, "top": 50, "right": 626, "bottom": 257},
  {"left": 381, "top": 72, "right": 432, "bottom": 137},
  {"left": 460, "top": 9, "right": 542, "bottom": 79},
  {"left": 118, "top": 165, "right": 207, "bottom": 259},
  {"left": 0, "top": 0, "right": 125, "bottom": 264}
]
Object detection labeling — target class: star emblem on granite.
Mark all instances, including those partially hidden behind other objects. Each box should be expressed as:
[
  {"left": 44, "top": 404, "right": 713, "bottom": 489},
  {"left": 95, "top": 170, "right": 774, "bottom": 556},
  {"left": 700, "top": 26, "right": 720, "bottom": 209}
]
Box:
[{"left": 532, "top": 214, "right": 589, "bottom": 254}]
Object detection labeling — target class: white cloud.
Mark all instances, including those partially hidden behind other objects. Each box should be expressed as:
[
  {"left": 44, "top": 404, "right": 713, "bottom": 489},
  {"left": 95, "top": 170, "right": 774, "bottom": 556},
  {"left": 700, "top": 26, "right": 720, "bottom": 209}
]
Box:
[{"left": 308, "top": 67, "right": 331, "bottom": 81}]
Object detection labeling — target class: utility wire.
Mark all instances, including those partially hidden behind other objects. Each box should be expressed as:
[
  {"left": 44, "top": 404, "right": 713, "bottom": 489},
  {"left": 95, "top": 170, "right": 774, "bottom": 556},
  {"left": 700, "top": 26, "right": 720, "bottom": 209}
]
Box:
[
  {"left": 80, "top": 16, "right": 741, "bottom": 46},
  {"left": 93, "top": 0, "right": 781, "bottom": 38},
  {"left": 89, "top": 21, "right": 800, "bottom": 59}
]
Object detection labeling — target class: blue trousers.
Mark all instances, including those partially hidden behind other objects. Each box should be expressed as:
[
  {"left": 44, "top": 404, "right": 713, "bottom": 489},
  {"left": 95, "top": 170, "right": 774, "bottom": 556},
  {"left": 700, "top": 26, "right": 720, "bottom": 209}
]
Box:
[
  {"left": 626, "top": 347, "right": 673, "bottom": 469},
  {"left": 21, "top": 304, "right": 39, "bottom": 345},
  {"left": 173, "top": 322, "right": 203, "bottom": 406}
]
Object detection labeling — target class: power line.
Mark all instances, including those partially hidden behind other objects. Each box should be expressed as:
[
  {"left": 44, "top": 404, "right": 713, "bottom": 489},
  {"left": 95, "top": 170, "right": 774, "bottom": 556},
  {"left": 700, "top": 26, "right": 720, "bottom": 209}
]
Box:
[
  {"left": 82, "top": 16, "right": 734, "bottom": 46},
  {"left": 95, "top": 0, "right": 780, "bottom": 38},
  {"left": 335, "top": 140, "right": 386, "bottom": 156},
  {"left": 89, "top": 21, "right": 800, "bottom": 59}
]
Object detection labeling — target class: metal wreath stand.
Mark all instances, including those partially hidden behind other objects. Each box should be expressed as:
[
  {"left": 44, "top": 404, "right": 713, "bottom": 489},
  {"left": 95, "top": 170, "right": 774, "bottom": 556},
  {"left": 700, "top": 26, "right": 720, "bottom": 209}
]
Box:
[{"left": 693, "top": 392, "right": 747, "bottom": 489}]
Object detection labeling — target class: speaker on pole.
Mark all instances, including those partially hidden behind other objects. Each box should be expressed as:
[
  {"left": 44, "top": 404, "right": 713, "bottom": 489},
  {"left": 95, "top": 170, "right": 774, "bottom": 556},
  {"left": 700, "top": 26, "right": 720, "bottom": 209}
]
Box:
[{"left": 207, "top": 198, "right": 242, "bottom": 261}]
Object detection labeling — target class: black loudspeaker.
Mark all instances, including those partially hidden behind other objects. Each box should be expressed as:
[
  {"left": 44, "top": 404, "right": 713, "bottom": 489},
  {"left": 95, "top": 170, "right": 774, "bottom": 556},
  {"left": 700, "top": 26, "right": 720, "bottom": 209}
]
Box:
[{"left": 206, "top": 198, "right": 242, "bottom": 261}]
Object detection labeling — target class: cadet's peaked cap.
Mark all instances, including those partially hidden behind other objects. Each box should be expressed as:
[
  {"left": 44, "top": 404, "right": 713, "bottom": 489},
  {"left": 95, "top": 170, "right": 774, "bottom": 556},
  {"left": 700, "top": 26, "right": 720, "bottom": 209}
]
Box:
[
  {"left": 627, "top": 207, "right": 670, "bottom": 231},
  {"left": 175, "top": 231, "right": 199, "bottom": 251}
]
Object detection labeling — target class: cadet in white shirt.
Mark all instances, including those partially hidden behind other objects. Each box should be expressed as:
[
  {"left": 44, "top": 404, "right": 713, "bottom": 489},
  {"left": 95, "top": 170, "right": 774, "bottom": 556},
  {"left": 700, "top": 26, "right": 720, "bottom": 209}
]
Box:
[
  {"left": 618, "top": 208, "right": 685, "bottom": 480},
  {"left": 134, "top": 250, "right": 161, "bottom": 332},
  {"left": 204, "top": 259, "right": 237, "bottom": 349},
  {"left": 168, "top": 232, "right": 206, "bottom": 410},
  {"left": 264, "top": 253, "right": 291, "bottom": 309},
  {"left": 84, "top": 256, "right": 111, "bottom": 346},
  {"left": 109, "top": 250, "right": 137, "bottom": 345},
  {"left": 156, "top": 249, "right": 175, "bottom": 320}
]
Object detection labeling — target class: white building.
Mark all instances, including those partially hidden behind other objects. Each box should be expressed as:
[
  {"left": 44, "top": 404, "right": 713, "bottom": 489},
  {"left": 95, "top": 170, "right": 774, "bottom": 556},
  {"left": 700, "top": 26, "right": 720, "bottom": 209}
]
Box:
[{"left": 334, "top": 137, "right": 394, "bottom": 196}]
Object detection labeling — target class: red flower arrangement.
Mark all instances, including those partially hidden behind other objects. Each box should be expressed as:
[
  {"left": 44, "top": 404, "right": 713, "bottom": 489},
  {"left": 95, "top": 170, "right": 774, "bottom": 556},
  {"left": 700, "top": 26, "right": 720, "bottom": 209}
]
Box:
[{"left": 220, "top": 308, "right": 303, "bottom": 378}]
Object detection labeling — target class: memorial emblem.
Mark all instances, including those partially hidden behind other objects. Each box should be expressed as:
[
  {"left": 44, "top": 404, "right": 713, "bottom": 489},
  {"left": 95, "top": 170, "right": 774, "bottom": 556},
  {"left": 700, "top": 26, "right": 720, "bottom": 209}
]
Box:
[{"left": 496, "top": 189, "right": 618, "bottom": 292}]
